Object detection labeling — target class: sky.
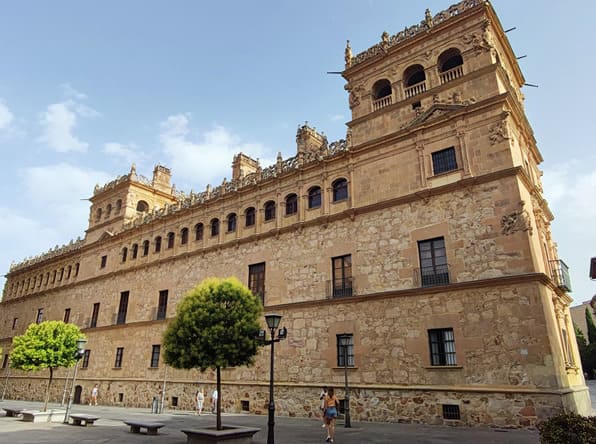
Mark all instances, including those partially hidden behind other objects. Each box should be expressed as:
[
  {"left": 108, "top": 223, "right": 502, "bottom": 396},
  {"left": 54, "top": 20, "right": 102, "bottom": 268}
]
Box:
[{"left": 0, "top": 1, "right": 594, "bottom": 304}]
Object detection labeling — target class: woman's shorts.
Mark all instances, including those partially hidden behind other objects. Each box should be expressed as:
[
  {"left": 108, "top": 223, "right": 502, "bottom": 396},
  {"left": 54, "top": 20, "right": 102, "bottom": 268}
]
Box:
[{"left": 325, "top": 406, "right": 338, "bottom": 419}]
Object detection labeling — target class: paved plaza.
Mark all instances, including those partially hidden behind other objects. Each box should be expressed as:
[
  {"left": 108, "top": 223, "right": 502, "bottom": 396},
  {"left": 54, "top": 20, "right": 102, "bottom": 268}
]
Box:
[{"left": 1, "top": 381, "right": 595, "bottom": 443}]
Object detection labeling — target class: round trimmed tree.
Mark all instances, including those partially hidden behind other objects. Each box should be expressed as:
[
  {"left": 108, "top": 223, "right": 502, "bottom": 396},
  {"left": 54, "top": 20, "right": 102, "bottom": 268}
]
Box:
[
  {"left": 10, "top": 320, "right": 86, "bottom": 411},
  {"left": 163, "top": 277, "right": 263, "bottom": 430}
]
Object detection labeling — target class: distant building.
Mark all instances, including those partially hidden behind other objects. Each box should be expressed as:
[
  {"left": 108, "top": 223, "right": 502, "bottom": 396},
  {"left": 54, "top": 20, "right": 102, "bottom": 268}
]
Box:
[
  {"left": 0, "top": 0, "right": 591, "bottom": 426},
  {"left": 571, "top": 300, "right": 596, "bottom": 342}
]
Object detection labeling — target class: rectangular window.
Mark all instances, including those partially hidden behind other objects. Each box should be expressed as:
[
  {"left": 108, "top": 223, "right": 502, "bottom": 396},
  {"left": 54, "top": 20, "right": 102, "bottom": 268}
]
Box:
[
  {"left": 432, "top": 147, "right": 458, "bottom": 175},
  {"left": 418, "top": 237, "right": 449, "bottom": 287},
  {"left": 332, "top": 254, "right": 353, "bottom": 298},
  {"left": 248, "top": 262, "right": 266, "bottom": 304},
  {"left": 117, "top": 291, "right": 129, "bottom": 325},
  {"left": 442, "top": 404, "right": 461, "bottom": 420},
  {"left": 336, "top": 334, "right": 355, "bottom": 367},
  {"left": 63, "top": 308, "right": 71, "bottom": 323},
  {"left": 428, "top": 328, "right": 457, "bottom": 366},
  {"left": 114, "top": 347, "right": 124, "bottom": 368},
  {"left": 36, "top": 308, "right": 44, "bottom": 324},
  {"left": 90, "top": 303, "right": 100, "bottom": 328},
  {"left": 157, "top": 290, "right": 168, "bottom": 320},
  {"left": 150, "top": 345, "right": 161, "bottom": 368},
  {"left": 82, "top": 350, "right": 91, "bottom": 368},
  {"left": 12, "top": 317, "right": 18, "bottom": 330},
  {"left": 100, "top": 255, "right": 107, "bottom": 268},
  {"left": 2, "top": 354, "right": 8, "bottom": 369}
]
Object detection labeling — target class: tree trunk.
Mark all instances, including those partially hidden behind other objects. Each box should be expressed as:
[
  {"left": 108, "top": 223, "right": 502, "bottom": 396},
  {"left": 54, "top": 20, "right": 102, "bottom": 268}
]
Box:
[
  {"left": 43, "top": 367, "right": 53, "bottom": 412},
  {"left": 216, "top": 366, "right": 222, "bottom": 430}
]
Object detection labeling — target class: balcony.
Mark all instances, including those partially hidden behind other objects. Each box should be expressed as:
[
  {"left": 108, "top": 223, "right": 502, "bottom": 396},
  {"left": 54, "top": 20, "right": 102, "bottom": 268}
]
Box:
[
  {"left": 372, "top": 95, "right": 392, "bottom": 111},
  {"left": 550, "top": 259, "right": 572, "bottom": 292},
  {"left": 439, "top": 65, "right": 463, "bottom": 84},
  {"left": 404, "top": 81, "right": 427, "bottom": 99},
  {"left": 414, "top": 264, "right": 450, "bottom": 288},
  {"left": 327, "top": 277, "right": 354, "bottom": 298}
]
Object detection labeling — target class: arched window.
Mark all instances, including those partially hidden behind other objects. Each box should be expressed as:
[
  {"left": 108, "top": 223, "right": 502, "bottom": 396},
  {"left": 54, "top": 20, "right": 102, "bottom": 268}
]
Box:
[
  {"left": 142, "top": 240, "right": 150, "bottom": 256},
  {"left": 106, "top": 203, "right": 112, "bottom": 218},
  {"left": 438, "top": 48, "right": 463, "bottom": 83},
  {"left": 122, "top": 247, "right": 128, "bottom": 262},
  {"left": 285, "top": 193, "right": 298, "bottom": 216},
  {"left": 181, "top": 227, "right": 189, "bottom": 245},
  {"left": 308, "top": 186, "right": 322, "bottom": 209},
  {"left": 66, "top": 265, "right": 72, "bottom": 279},
  {"left": 245, "top": 207, "right": 256, "bottom": 227},
  {"left": 95, "top": 208, "right": 102, "bottom": 222},
  {"left": 154, "top": 236, "right": 162, "bottom": 253},
  {"left": 372, "top": 79, "right": 392, "bottom": 99},
  {"left": 403, "top": 64, "right": 426, "bottom": 98},
  {"left": 115, "top": 199, "right": 123, "bottom": 214},
  {"left": 211, "top": 218, "right": 220, "bottom": 236},
  {"left": 132, "top": 243, "right": 138, "bottom": 259},
  {"left": 167, "top": 232, "right": 175, "bottom": 249},
  {"left": 74, "top": 263, "right": 80, "bottom": 277},
  {"left": 332, "top": 178, "right": 349, "bottom": 202},
  {"left": 227, "top": 213, "right": 237, "bottom": 232},
  {"left": 264, "top": 201, "right": 276, "bottom": 221},
  {"left": 195, "top": 223, "right": 204, "bottom": 241},
  {"left": 136, "top": 200, "right": 149, "bottom": 212}
]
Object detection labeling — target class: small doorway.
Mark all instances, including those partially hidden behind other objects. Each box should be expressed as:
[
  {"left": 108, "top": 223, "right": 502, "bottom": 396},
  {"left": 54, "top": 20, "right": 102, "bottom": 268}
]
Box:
[{"left": 74, "top": 385, "right": 82, "bottom": 404}]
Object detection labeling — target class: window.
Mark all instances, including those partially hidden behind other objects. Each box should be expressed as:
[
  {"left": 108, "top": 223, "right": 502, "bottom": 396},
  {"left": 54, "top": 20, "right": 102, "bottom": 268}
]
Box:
[
  {"left": 432, "top": 147, "right": 458, "bottom": 175},
  {"left": 131, "top": 244, "right": 138, "bottom": 259},
  {"left": 442, "top": 404, "right": 461, "bottom": 420},
  {"left": 264, "top": 201, "right": 276, "bottom": 221},
  {"left": 245, "top": 207, "right": 256, "bottom": 227},
  {"left": 52, "top": 270, "right": 56, "bottom": 283},
  {"left": 438, "top": 48, "right": 463, "bottom": 74},
  {"left": 332, "top": 254, "right": 353, "bottom": 298},
  {"left": 372, "top": 78, "right": 392, "bottom": 100},
  {"left": 227, "top": 213, "right": 237, "bottom": 232},
  {"left": 332, "top": 178, "right": 348, "bottom": 202},
  {"left": 100, "top": 255, "right": 107, "bottom": 269},
  {"left": 63, "top": 308, "right": 71, "bottom": 323},
  {"left": 90, "top": 303, "right": 100, "bottom": 328},
  {"left": 114, "top": 347, "right": 124, "bottom": 368},
  {"left": 2, "top": 354, "right": 8, "bottom": 369},
  {"left": 195, "top": 223, "right": 204, "bottom": 241},
  {"left": 82, "top": 350, "right": 91, "bottom": 368},
  {"left": 154, "top": 236, "right": 162, "bottom": 253},
  {"left": 150, "top": 345, "right": 161, "bottom": 368},
  {"left": 285, "top": 194, "right": 298, "bottom": 216},
  {"left": 58, "top": 268, "right": 64, "bottom": 281},
  {"left": 117, "top": 291, "right": 129, "bottom": 325},
  {"left": 66, "top": 266, "right": 71, "bottom": 279},
  {"left": 248, "top": 262, "right": 266, "bottom": 304},
  {"left": 418, "top": 237, "right": 449, "bottom": 287},
  {"left": 181, "top": 228, "right": 189, "bottom": 245},
  {"left": 36, "top": 308, "right": 44, "bottom": 324},
  {"left": 167, "top": 232, "right": 175, "bottom": 249},
  {"left": 12, "top": 317, "right": 17, "bottom": 330},
  {"left": 210, "top": 218, "right": 220, "bottom": 236},
  {"left": 428, "top": 328, "right": 456, "bottom": 366},
  {"left": 115, "top": 199, "right": 122, "bottom": 213},
  {"left": 74, "top": 263, "right": 80, "bottom": 277},
  {"left": 157, "top": 290, "right": 168, "bottom": 320},
  {"left": 95, "top": 208, "right": 102, "bottom": 222},
  {"left": 142, "top": 240, "right": 150, "bottom": 256},
  {"left": 136, "top": 200, "right": 149, "bottom": 212},
  {"left": 106, "top": 203, "right": 112, "bottom": 218},
  {"left": 404, "top": 64, "right": 426, "bottom": 86},
  {"left": 336, "top": 334, "right": 355, "bottom": 367},
  {"left": 308, "top": 186, "right": 322, "bottom": 209},
  {"left": 122, "top": 247, "right": 128, "bottom": 263}
]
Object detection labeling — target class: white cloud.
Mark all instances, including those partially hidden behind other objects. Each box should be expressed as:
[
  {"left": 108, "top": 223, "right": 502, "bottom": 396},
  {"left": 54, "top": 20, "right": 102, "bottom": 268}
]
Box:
[
  {"left": 60, "top": 83, "right": 87, "bottom": 100},
  {"left": 103, "top": 142, "right": 141, "bottom": 164},
  {"left": 39, "top": 102, "right": 89, "bottom": 152},
  {"left": 0, "top": 99, "right": 14, "bottom": 130},
  {"left": 158, "top": 114, "right": 273, "bottom": 190},
  {"left": 329, "top": 114, "right": 344, "bottom": 122}
]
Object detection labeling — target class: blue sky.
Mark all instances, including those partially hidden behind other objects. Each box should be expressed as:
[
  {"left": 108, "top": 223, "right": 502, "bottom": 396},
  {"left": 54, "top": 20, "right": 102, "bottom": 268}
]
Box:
[{"left": 0, "top": 1, "right": 595, "bottom": 304}]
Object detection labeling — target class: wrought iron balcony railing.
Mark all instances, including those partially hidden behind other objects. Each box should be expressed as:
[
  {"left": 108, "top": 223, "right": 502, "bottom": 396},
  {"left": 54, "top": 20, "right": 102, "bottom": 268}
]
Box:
[
  {"left": 326, "top": 277, "right": 354, "bottom": 299},
  {"left": 549, "top": 259, "right": 572, "bottom": 292},
  {"left": 414, "top": 264, "right": 450, "bottom": 288}
]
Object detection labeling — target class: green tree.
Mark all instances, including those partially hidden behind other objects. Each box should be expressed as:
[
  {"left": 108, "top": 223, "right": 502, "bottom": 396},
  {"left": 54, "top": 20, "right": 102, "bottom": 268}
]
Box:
[
  {"left": 163, "top": 277, "right": 263, "bottom": 430},
  {"left": 575, "top": 324, "right": 590, "bottom": 375},
  {"left": 10, "top": 321, "right": 86, "bottom": 411},
  {"left": 586, "top": 307, "right": 596, "bottom": 344}
]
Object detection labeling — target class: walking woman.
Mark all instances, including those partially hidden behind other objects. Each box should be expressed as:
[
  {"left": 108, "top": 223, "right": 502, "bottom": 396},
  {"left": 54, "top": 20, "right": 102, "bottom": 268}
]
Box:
[{"left": 323, "top": 387, "right": 339, "bottom": 443}]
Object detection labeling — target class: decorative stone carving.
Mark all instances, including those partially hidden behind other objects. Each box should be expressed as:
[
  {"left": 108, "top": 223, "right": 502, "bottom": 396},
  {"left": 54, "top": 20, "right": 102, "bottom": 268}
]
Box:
[
  {"left": 489, "top": 121, "right": 510, "bottom": 145},
  {"left": 344, "top": 40, "right": 352, "bottom": 68},
  {"left": 501, "top": 201, "right": 533, "bottom": 236}
]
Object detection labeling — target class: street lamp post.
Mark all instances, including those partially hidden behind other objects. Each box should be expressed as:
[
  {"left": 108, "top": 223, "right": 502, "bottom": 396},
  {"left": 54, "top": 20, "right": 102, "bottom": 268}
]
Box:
[
  {"left": 338, "top": 334, "right": 352, "bottom": 428},
  {"left": 256, "top": 313, "right": 287, "bottom": 444},
  {"left": 63, "top": 338, "right": 87, "bottom": 424}
]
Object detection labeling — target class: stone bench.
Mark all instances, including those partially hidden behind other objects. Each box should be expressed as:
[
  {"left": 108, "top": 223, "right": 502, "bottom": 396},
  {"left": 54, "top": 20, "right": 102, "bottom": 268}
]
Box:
[
  {"left": 124, "top": 420, "right": 165, "bottom": 435},
  {"left": 2, "top": 407, "right": 25, "bottom": 417},
  {"left": 20, "top": 409, "right": 66, "bottom": 423},
  {"left": 69, "top": 413, "right": 100, "bottom": 426}
]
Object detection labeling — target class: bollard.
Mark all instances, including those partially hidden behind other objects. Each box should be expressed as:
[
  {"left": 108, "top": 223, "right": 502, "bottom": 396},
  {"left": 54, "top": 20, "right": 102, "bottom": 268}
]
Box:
[{"left": 151, "top": 396, "right": 158, "bottom": 414}]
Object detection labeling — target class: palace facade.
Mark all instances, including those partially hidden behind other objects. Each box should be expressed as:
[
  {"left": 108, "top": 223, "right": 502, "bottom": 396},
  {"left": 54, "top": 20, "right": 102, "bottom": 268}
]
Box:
[{"left": 1, "top": 0, "right": 592, "bottom": 426}]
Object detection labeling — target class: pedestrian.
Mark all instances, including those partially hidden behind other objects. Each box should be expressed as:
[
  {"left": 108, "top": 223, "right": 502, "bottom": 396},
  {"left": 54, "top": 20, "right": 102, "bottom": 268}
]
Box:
[
  {"left": 319, "top": 386, "right": 328, "bottom": 428},
  {"left": 323, "top": 387, "right": 339, "bottom": 443},
  {"left": 211, "top": 389, "right": 218, "bottom": 413},
  {"left": 90, "top": 384, "right": 99, "bottom": 406},
  {"left": 196, "top": 387, "right": 205, "bottom": 415}
]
